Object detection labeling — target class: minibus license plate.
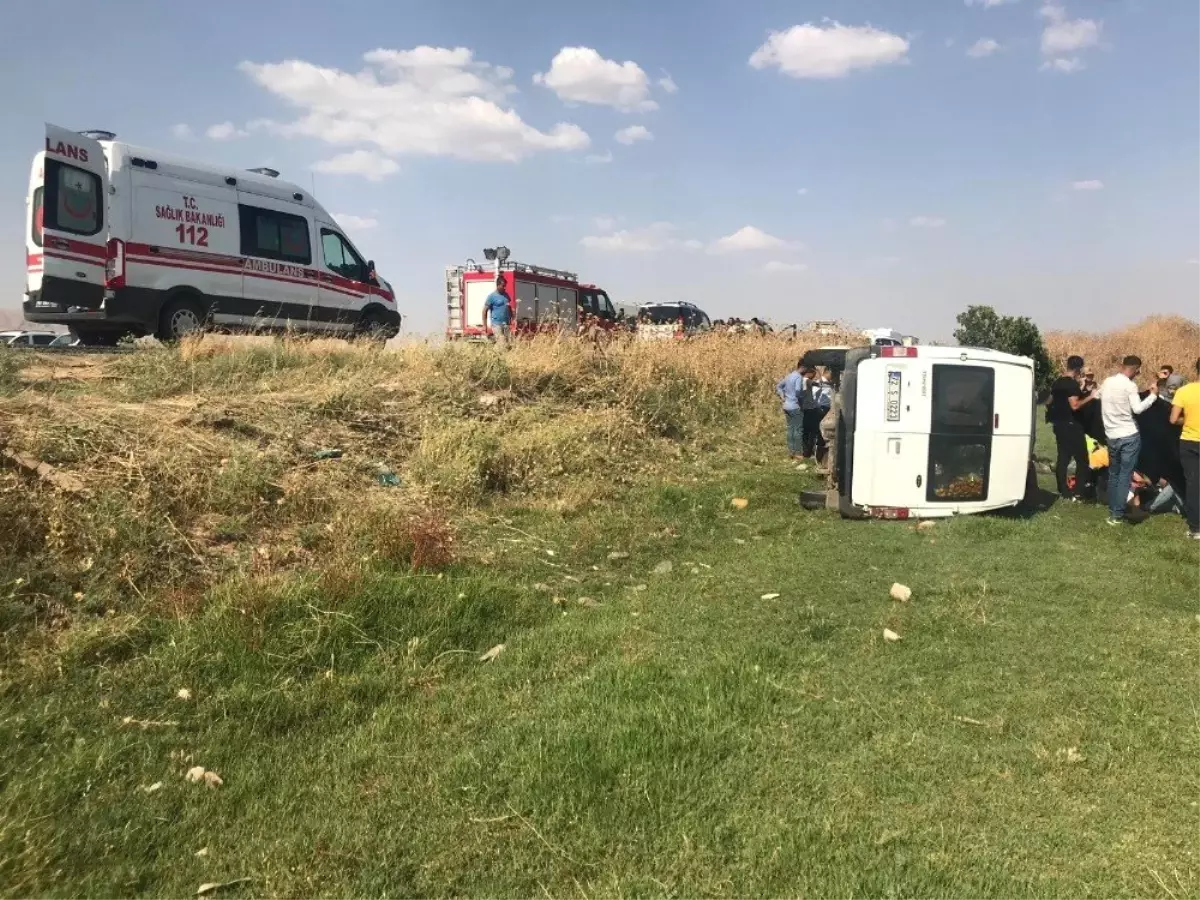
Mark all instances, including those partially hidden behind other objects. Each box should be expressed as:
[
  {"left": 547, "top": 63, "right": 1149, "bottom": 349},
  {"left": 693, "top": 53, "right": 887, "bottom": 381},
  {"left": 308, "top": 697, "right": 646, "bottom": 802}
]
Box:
[{"left": 886, "top": 370, "right": 902, "bottom": 421}]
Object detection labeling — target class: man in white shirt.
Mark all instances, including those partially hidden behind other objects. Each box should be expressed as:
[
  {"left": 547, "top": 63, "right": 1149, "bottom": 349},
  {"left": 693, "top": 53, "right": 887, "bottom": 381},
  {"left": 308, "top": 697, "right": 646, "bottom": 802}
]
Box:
[{"left": 1099, "top": 355, "right": 1158, "bottom": 524}]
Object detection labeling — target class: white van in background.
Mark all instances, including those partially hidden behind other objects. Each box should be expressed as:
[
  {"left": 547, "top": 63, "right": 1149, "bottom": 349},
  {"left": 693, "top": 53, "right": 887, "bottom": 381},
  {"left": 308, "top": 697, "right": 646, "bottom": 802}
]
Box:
[
  {"left": 25, "top": 124, "right": 400, "bottom": 345},
  {"left": 834, "top": 345, "right": 1036, "bottom": 519}
]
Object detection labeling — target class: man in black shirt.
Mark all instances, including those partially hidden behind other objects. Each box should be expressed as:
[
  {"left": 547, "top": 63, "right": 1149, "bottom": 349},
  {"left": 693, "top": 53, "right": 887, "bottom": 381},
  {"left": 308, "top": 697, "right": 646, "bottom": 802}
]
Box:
[{"left": 1048, "top": 355, "right": 1097, "bottom": 500}]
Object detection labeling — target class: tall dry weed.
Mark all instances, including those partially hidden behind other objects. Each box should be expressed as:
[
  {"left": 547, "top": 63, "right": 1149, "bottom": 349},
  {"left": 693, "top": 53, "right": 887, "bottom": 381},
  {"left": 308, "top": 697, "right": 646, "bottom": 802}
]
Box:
[{"left": 1045, "top": 316, "right": 1198, "bottom": 375}]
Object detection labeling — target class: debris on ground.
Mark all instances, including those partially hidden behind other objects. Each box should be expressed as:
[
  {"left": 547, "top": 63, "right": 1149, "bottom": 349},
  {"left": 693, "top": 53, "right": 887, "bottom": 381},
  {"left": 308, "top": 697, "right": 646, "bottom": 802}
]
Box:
[
  {"left": 731, "top": 497, "right": 749, "bottom": 510},
  {"left": 607, "top": 551, "right": 630, "bottom": 561},
  {"left": 1, "top": 448, "right": 86, "bottom": 494},
  {"left": 479, "top": 643, "right": 506, "bottom": 663},
  {"left": 883, "top": 628, "right": 902, "bottom": 642},
  {"left": 917, "top": 521, "right": 936, "bottom": 531},
  {"left": 141, "top": 781, "right": 163, "bottom": 794},
  {"left": 761, "top": 593, "right": 781, "bottom": 600},
  {"left": 184, "top": 766, "right": 223, "bottom": 788},
  {"left": 196, "top": 878, "right": 252, "bottom": 896},
  {"left": 195, "top": 847, "right": 209, "bottom": 858},
  {"left": 576, "top": 597, "right": 600, "bottom": 608},
  {"left": 889, "top": 583, "right": 913, "bottom": 602},
  {"left": 176, "top": 688, "right": 192, "bottom": 700},
  {"left": 652, "top": 560, "right": 673, "bottom": 576},
  {"left": 375, "top": 467, "right": 401, "bottom": 487},
  {"left": 1061, "top": 747, "right": 1084, "bottom": 764},
  {"left": 311, "top": 448, "right": 343, "bottom": 460}
]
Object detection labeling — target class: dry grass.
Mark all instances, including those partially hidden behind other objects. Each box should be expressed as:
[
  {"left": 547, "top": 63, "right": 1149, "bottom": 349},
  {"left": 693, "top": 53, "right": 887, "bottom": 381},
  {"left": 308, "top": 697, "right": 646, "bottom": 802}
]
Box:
[
  {"left": 0, "top": 329, "right": 845, "bottom": 637},
  {"left": 1045, "top": 315, "right": 1199, "bottom": 375}
]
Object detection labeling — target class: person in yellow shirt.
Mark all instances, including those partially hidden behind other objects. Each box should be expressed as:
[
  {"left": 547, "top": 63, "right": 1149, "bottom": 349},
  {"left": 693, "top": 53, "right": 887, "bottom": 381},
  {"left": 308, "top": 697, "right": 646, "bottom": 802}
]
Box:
[{"left": 1169, "top": 358, "right": 1199, "bottom": 538}]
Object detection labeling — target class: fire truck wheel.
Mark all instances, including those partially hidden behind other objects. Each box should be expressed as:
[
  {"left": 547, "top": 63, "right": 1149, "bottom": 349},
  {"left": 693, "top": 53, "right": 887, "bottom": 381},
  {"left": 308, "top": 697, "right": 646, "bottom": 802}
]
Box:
[{"left": 157, "top": 295, "right": 207, "bottom": 342}]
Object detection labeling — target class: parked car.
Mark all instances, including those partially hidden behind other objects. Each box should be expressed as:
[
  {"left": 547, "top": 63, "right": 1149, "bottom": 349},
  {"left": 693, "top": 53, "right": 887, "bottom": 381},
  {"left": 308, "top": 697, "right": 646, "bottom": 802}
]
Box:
[
  {"left": 48, "top": 333, "right": 81, "bottom": 348},
  {"left": 0, "top": 330, "right": 58, "bottom": 347},
  {"left": 635, "top": 302, "right": 711, "bottom": 340}
]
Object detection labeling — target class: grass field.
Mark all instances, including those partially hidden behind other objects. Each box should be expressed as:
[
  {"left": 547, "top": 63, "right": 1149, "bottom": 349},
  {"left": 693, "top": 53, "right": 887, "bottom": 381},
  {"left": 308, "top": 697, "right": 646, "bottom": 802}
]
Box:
[{"left": 1, "top": 328, "right": 1197, "bottom": 898}]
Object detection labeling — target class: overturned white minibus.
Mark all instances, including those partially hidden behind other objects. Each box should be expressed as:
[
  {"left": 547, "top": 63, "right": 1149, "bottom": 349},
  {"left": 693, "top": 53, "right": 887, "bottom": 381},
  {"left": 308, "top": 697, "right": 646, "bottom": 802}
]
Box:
[{"left": 830, "top": 345, "right": 1037, "bottom": 519}]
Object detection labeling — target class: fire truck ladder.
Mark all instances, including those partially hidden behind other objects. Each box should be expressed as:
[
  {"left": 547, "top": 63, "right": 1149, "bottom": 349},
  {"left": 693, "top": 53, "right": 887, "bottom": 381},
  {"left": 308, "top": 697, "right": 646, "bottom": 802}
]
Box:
[
  {"left": 499, "top": 260, "right": 579, "bottom": 282},
  {"left": 445, "top": 266, "right": 465, "bottom": 335}
]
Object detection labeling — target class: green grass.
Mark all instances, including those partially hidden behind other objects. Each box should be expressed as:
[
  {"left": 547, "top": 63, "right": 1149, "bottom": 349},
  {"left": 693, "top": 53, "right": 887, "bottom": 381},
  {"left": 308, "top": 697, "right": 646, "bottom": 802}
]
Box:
[{"left": 2, "top": 456, "right": 1196, "bottom": 898}]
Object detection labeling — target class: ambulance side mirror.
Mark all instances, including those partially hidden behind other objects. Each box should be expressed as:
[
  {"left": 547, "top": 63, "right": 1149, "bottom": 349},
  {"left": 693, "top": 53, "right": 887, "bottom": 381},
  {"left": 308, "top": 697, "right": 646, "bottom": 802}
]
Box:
[{"left": 366, "top": 260, "right": 378, "bottom": 285}]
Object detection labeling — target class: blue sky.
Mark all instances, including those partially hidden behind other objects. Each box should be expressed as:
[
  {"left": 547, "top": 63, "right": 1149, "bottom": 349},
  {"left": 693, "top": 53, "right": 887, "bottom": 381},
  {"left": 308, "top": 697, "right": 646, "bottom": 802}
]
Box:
[{"left": 4, "top": 0, "right": 1198, "bottom": 337}]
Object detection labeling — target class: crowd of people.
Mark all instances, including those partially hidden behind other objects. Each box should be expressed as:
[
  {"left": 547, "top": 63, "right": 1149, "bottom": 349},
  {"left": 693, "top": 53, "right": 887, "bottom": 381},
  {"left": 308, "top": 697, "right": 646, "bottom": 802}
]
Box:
[
  {"left": 775, "top": 361, "right": 835, "bottom": 467},
  {"left": 1044, "top": 354, "right": 1197, "bottom": 535}
]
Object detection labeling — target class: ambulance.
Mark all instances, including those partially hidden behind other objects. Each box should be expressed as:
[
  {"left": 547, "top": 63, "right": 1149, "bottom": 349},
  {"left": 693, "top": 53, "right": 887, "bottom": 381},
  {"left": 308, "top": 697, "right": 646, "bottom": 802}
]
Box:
[
  {"left": 832, "top": 344, "right": 1036, "bottom": 519},
  {"left": 25, "top": 124, "right": 400, "bottom": 345}
]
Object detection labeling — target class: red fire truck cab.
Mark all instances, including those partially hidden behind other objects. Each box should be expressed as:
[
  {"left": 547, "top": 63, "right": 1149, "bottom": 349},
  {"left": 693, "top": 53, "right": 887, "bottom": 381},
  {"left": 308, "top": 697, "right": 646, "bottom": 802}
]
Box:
[{"left": 445, "top": 259, "right": 624, "bottom": 340}]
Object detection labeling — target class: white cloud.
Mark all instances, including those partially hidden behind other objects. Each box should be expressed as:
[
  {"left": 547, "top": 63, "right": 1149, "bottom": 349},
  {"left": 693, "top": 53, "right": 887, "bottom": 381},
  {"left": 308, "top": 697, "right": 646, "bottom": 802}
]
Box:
[
  {"left": 967, "top": 38, "right": 1003, "bottom": 58},
  {"left": 797, "top": 187, "right": 809, "bottom": 196},
  {"left": 333, "top": 213, "right": 379, "bottom": 231},
  {"left": 584, "top": 150, "right": 614, "bottom": 165},
  {"left": 592, "top": 216, "right": 617, "bottom": 232},
  {"left": 240, "top": 47, "right": 590, "bottom": 164},
  {"left": 313, "top": 149, "right": 400, "bottom": 181},
  {"left": 749, "top": 22, "right": 910, "bottom": 79},
  {"left": 1070, "top": 179, "right": 1104, "bottom": 191},
  {"left": 763, "top": 261, "right": 809, "bottom": 274},
  {"left": 615, "top": 125, "right": 653, "bottom": 146},
  {"left": 1043, "top": 56, "right": 1085, "bottom": 73},
  {"left": 206, "top": 121, "right": 249, "bottom": 141},
  {"left": 658, "top": 74, "right": 678, "bottom": 94},
  {"left": 909, "top": 215, "right": 947, "bottom": 228},
  {"left": 709, "top": 225, "right": 794, "bottom": 254},
  {"left": 1039, "top": 3, "right": 1102, "bottom": 72},
  {"left": 965, "top": 0, "right": 1018, "bottom": 7},
  {"left": 171, "top": 123, "right": 196, "bottom": 141},
  {"left": 534, "top": 47, "right": 658, "bottom": 112},
  {"left": 580, "top": 222, "right": 699, "bottom": 253}
]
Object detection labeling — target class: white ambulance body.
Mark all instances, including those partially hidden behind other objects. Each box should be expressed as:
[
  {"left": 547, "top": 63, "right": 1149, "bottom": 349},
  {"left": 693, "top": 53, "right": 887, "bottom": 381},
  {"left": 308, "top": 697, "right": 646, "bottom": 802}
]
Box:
[
  {"left": 25, "top": 124, "right": 399, "bottom": 345},
  {"left": 835, "top": 345, "right": 1035, "bottom": 519}
]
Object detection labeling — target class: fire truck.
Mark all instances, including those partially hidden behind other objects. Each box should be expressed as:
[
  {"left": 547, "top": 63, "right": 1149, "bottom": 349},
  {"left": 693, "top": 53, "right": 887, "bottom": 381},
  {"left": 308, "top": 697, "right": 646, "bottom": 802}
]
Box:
[{"left": 445, "top": 256, "right": 623, "bottom": 340}]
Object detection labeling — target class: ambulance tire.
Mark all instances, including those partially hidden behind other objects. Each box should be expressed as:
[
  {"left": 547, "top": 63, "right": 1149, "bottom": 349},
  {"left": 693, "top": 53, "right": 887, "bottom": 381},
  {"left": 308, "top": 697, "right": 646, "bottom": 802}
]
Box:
[
  {"left": 354, "top": 308, "right": 400, "bottom": 342},
  {"left": 157, "top": 294, "right": 208, "bottom": 343}
]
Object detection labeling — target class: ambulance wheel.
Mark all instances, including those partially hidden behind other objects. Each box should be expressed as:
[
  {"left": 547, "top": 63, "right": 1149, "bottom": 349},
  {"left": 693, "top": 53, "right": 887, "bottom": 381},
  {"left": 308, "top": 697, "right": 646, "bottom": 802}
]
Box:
[
  {"left": 158, "top": 296, "right": 206, "bottom": 342},
  {"left": 799, "top": 490, "right": 827, "bottom": 511},
  {"left": 354, "top": 309, "right": 400, "bottom": 342}
]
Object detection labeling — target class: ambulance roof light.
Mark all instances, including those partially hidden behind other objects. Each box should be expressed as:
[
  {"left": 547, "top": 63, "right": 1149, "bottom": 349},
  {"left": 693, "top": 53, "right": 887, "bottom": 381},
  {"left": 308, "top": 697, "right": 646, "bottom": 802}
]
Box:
[
  {"left": 248, "top": 167, "right": 280, "bottom": 178},
  {"left": 79, "top": 130, "right": 117, "bottom": 141}
]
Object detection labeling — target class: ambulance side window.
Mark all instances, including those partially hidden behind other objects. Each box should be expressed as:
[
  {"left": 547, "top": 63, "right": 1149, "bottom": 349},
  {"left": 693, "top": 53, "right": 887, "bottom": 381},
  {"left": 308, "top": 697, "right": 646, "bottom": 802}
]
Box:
[
  {"left": 43, "top": 159, "right": 101, "bottom": 237},
  {"left": 238, "top": 204, "right": 312, "bottom": 265},
  {"left": 31, "top": 187, "right": 44, "bottom": 247},
  {"left": 320, "top": 230, "right": 367, "bottom": 282}
]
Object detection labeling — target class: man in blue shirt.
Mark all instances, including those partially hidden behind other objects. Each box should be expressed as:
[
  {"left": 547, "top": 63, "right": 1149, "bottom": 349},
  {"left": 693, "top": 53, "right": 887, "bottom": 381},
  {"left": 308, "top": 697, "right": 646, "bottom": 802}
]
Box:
[
  {"left": 484, "top": 279, "right": 513, "bottom": 348},
  {"left": 776, "top": 360, "right": 807, "bottom": 458}
]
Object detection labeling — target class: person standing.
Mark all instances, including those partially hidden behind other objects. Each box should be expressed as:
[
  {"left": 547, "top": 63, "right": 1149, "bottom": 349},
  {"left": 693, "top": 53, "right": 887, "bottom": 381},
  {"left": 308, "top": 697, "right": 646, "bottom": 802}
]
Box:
[
  {"left": 1158, "top": 364, "right": 1185, "bottom": 403},
  {"left": 776, "top": 361, "right": 807, "bottom": 459},
  {"left": 1169, "top": 358, "right": 1199, "bottom": 539},
  {"left": 1048, "top": 355, "right": 1096, "bottom": 500},
  {"left": 484, "top": 278, "right": 513, "bottom": 349},
  {"left": 1099, "top": 356, "right": 1158, "bottom": 525},
  {"left": 800, "top": 369, "right": 831, "bottom": 460}
]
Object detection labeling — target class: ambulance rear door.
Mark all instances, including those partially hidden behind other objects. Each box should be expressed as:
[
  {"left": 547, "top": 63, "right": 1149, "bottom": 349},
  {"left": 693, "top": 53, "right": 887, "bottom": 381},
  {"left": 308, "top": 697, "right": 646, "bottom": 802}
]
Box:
[{"left": 37, "top": 124, "right": 110, "bottom": 312}]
